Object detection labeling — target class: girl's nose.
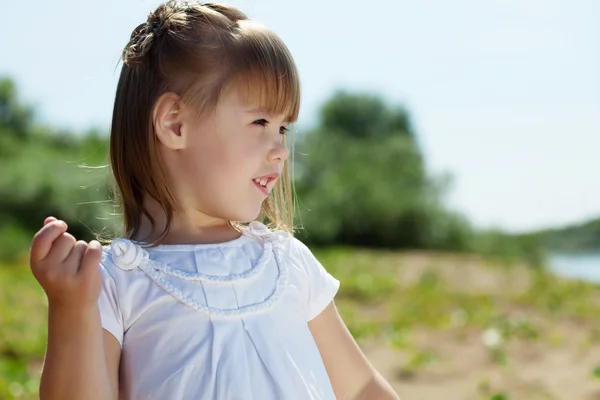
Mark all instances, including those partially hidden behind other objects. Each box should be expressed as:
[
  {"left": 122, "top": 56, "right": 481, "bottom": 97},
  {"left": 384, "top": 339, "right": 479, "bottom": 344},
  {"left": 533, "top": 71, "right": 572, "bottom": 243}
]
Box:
[{"left": 267, "top": 141, "right": 289, "bottom": 164}]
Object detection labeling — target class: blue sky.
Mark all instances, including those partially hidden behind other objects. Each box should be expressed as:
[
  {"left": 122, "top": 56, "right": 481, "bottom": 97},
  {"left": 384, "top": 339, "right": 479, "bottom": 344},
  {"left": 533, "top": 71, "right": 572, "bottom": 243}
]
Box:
[{"left": 1, "top": 0, "right": 598, "bottom": 232}]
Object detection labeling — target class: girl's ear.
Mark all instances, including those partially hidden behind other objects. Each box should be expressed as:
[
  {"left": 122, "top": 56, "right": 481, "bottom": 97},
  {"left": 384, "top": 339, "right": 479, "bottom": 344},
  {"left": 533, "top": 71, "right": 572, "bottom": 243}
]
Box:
[{"left": 153, "top": 92, "right": 186, "bottom": 150}]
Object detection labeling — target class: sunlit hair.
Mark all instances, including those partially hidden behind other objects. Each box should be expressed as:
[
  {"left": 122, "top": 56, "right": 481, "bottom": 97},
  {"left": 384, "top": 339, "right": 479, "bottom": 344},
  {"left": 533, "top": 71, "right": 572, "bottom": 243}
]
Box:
[{"left": 109, "top": 0, "right": 300, "bottom": 245}]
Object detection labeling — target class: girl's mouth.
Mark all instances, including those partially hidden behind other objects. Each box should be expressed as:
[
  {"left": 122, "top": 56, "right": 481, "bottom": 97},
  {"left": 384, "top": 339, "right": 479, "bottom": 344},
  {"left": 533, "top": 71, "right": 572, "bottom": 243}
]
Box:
[
  {"left": 253, "top": 179, "right": 270, "bottom": 195},
  {"left": 252, "top": 173, "right": 279, "bottom": 195}
]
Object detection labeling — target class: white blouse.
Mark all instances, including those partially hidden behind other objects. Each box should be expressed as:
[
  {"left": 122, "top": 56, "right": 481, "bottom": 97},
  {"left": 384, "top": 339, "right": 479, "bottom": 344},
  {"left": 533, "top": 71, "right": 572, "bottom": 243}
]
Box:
[{"left": 98, "top": 221, "right": 340, "bottom": 400}]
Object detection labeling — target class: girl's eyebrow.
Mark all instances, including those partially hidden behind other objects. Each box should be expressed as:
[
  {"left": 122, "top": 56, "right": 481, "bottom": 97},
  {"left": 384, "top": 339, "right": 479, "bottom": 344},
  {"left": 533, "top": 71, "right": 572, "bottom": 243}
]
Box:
[{"left": 246, "top": 108, "right": 292, "bottom": 123}]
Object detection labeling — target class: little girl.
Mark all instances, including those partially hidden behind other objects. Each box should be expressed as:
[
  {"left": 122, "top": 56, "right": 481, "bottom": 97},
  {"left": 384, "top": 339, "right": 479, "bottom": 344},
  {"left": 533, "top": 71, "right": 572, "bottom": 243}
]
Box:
[{"left": 29, "top": 1, "right": 399, "bottom": 399}]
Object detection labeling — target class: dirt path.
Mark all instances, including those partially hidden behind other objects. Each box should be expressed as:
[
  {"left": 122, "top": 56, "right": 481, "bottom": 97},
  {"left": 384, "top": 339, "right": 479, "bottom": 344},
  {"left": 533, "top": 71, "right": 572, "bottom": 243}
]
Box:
[
  {"left": 364, "top": 329, "right": 600, "bottom": 399},
  {"left": 355, "top": 252, "right": 600, "bottom": 400}
]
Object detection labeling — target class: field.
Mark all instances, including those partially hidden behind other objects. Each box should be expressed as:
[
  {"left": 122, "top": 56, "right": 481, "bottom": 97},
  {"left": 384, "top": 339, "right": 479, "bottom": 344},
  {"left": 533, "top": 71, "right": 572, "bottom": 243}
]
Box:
[{"left": 2, "top": 249, "right": 600, "bottom": 399}]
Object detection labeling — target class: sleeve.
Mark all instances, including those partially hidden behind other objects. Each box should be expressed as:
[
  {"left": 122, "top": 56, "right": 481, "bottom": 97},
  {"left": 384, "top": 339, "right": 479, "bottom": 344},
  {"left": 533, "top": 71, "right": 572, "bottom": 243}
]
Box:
[
  {"left": 97, "top": 250, "right": 125, "bottom": 346},
  {"left": 290, "top": 237, "right": 341, "bottom": 321}
]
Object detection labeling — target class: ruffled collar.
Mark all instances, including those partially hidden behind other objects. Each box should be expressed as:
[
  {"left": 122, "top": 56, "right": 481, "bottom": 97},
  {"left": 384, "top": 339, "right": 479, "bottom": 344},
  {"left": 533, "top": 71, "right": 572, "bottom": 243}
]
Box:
[
  {"left": 110, "top": 221, "right": 286, "bottom": 271},
  {"left": 106, "top": 221, "right": 291, "bottom": 317},
  {"left": 244, "top": 221, "right": 290, "bottom": 242}
]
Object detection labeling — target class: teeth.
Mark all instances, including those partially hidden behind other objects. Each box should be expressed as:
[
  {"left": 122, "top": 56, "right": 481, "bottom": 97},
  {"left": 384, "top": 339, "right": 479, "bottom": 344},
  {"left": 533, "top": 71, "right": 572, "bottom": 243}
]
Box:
[{"left": 254, "top": 178, "right": 268, "bottom": 187}]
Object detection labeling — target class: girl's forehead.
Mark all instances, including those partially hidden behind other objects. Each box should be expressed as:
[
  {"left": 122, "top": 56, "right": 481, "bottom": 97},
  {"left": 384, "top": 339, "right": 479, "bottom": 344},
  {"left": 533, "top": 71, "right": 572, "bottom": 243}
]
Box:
[
  {"left": 218, "top": 91, "right": 291, "bottom": 121},
  {"left": 218, "top": 79, "right": 297, "bottom": 121},
  {"left": 219, "top": 89, "right": 257, "bottom": 109}
]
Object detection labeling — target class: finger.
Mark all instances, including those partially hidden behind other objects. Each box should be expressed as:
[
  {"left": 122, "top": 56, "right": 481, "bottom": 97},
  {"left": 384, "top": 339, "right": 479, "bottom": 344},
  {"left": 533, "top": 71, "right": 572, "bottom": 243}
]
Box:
[
  {"left": 44, "top": 216, "right": 58, "bottom": 226},
  {"left": 48, "top": 233, "right": 78, "bottom": 263},
  {"left": 65, "top": 240, "right": 88, "bottom": 266},
  {"left": 30, "top": 221, "right": 69, "bottom": 262},
  {"left": 78, "top": 240, "right": 103, "bottom": 280}
]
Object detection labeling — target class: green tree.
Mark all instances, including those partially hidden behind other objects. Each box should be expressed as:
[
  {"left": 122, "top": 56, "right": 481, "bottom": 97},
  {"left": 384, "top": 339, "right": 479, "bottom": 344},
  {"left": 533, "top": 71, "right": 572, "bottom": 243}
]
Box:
[
  {"left": 0, "top": 78, "right": 112, "bottom": 261},
  {"left": 294, "top": 90, "right": 473, "bottom": 249},
  {"left": 0, "top": 79, "right": 34, "bottom": 140}
]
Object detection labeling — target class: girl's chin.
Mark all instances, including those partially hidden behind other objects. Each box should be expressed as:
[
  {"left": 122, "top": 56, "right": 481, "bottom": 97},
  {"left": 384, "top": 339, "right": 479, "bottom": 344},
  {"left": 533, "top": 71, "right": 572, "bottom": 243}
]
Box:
[{"left": 230, "top": 204, "right": 264, "bottom": 224}]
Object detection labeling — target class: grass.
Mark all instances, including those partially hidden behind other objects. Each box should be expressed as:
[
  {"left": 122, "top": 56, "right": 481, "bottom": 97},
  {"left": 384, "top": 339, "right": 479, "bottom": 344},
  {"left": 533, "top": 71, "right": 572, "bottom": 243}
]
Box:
[
  {"left": 1, "top": 247, "right": 600, "bottom": 399},
  {"left": 313, "top": 247, "right": 600, "bottom": 398},
  {"left": 0, "top": 262, "right": 46, "bottom": 400},
  {"left": 315, "top": 247, "right": 600, "bottom": 333}
]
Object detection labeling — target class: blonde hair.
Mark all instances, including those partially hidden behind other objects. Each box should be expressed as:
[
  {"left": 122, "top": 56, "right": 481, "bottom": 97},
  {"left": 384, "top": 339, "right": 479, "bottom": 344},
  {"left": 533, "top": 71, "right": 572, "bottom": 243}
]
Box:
[{"left": 110, "top": 0, "right": 300, "bottom": 244}]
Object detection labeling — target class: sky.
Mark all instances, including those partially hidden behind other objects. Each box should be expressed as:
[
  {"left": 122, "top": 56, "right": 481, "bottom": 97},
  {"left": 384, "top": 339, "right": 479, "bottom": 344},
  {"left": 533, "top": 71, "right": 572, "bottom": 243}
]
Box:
[{"left": 1, "top": 0, "right": 598, "bottom": 233}]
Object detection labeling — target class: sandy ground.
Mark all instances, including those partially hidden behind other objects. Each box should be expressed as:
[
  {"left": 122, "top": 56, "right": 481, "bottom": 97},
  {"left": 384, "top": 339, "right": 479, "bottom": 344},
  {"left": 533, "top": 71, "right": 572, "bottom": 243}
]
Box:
[{"left": 357, "top": 252, "right": 600, "bottom": 400}]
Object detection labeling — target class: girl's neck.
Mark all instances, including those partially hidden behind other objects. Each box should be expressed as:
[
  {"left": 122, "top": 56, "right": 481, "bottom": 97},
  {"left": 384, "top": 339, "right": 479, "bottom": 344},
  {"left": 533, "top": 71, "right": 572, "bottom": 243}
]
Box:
[{"left": 133, "top": 196, "right": 242, "bottom": 245}]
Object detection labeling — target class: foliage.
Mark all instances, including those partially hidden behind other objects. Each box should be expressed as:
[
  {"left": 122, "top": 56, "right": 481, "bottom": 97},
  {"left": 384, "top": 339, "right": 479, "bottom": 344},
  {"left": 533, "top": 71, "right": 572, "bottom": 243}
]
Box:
[
  {"left": 533, "top": 217, "right": 600, "bottom": 252},
  {"left": 295, "top": 90, "right": 474, "bottom": 251},
  {"left": 0, "top": 77, "right": 116, "bottom": 262}
]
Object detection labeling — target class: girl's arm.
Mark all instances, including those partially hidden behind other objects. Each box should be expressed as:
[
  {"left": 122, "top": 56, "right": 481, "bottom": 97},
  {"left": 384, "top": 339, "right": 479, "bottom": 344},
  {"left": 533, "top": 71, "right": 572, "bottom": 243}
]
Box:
[
  {"left": 40, "top": 306, "right": 121, "bottom": 400},
  {"left": 30, "top": 217, "right": 120, "bottom": 400},
  {"left": 309, "top": 301, "right": 400, "bottom": 400}
]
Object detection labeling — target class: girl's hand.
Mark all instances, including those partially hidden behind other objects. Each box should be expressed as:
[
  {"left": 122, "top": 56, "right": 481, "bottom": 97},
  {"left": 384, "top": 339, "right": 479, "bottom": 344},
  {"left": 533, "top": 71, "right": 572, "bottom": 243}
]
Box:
[{"left": 30, "top": 217, "right": 103, "bottom": 310}]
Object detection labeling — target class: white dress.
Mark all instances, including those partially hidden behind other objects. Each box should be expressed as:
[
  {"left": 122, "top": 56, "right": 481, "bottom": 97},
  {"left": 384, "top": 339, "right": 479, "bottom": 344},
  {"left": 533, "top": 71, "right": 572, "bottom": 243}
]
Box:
[{"left": 98, "top": 221, "right": 340, "bottom": 400}]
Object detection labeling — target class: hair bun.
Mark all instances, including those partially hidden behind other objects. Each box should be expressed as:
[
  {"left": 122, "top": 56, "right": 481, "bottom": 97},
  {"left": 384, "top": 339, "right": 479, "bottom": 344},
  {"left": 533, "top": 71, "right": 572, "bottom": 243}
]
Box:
[
  {"left": 122, "top": 9, "right": 169, "bottom": 66},
  {"left": 147, "top": 12, "right": 167, "bottom": 38},
  {"left": 122, "top": 1, "right": 248, "bottom": 67}
]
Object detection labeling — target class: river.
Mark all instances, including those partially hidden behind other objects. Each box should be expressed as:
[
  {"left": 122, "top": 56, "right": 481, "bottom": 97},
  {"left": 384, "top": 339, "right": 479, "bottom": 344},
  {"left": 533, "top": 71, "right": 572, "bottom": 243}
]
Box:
[{"left": 547, "top": 252, "right": 600, "bottom": 284}]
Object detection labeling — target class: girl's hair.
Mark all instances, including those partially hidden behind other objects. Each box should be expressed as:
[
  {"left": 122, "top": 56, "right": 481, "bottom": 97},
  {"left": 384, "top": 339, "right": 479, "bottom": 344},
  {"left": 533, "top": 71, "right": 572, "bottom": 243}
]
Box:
[{"left": 110, "top": 0, "right": 300, "bottom": 244}]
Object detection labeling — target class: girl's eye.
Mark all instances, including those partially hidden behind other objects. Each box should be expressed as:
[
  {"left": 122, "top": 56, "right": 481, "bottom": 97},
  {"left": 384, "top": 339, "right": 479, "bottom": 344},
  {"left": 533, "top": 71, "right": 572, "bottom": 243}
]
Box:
[
  {"left": 253, "top": 119, "right": 268, "bottom": 127},
  {"left": 253, "top": 119, "right": 289, "bottom": 135}
]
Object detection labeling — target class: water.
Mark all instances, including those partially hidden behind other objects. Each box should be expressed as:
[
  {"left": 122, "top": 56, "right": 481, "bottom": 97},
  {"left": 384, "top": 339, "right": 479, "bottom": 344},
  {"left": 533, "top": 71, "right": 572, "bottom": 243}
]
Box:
[{"left": 547, "top": 252, "right": 600, "bottom": 284}]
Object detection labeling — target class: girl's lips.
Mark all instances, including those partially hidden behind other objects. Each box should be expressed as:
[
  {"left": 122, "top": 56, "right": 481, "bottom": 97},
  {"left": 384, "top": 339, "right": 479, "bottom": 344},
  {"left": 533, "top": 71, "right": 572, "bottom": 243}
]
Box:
[
  {"left": 253, "top": 179, "right": 270, "bottom": 195},
  {"left": 252, "top": 172, "right": 280, "bottom": 196},
  {"left": 253, "top": 172, "right": 280, "bottom": 182}
]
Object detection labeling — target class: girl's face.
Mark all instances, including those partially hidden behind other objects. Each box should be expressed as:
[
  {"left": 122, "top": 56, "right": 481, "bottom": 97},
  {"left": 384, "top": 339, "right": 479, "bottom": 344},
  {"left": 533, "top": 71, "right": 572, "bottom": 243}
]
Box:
[{"left": 166, "top": 89, "right": 290, "bottom": 224}]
